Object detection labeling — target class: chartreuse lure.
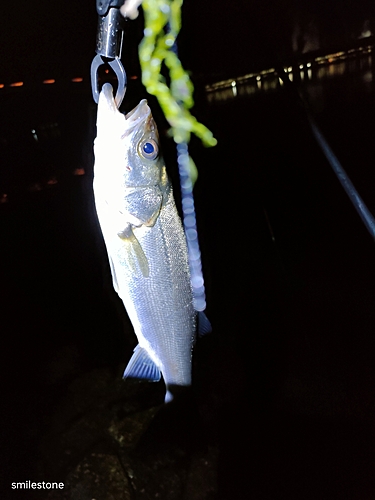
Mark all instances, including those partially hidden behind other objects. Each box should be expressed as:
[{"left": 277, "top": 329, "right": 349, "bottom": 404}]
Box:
[{"left": 137, "top": 0, "right": 217, "bottom": 184}]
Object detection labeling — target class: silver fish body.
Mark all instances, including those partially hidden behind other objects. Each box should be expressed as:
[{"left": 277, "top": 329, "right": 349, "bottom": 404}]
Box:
[{"left": 93, "top": 84, "right": 196, "bottom": 402}]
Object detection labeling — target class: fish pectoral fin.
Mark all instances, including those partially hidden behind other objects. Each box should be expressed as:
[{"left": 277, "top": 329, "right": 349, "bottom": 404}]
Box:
[
  {"left": 123, "top": 345, "right": 161, "bottom": 382},
  {"left": 197, "top": 311, "right": 212, "bottom": 337},
  {"left": 118, "top": 224, "right": 149, "bottom": 277}
]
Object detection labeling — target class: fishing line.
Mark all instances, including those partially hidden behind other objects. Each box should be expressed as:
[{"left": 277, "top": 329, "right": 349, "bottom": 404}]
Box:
[
  {"left": 308, "top": 116, "right": 375, "bottom": 239},
  {"left": 278, "top": 66, "right": 375, "bottom": 241}
]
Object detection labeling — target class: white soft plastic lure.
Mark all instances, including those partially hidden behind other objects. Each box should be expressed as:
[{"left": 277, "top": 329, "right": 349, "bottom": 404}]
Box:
[{"left": 93, "top": 83, "right": 196, "bottom": 402}]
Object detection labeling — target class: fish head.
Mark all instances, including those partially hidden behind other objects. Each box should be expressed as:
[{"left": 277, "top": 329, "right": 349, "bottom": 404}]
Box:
[{"left": 94, "top": 83, "right": 164, "bottom": 190}]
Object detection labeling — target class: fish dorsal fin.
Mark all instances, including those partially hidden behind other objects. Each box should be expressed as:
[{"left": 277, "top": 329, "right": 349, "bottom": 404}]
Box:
[
  {"left": 123, "top": 345, "right": 161, "bottom": 382},
  {"left": 197, "top": 311, "right": 212, "bottom": 336}
]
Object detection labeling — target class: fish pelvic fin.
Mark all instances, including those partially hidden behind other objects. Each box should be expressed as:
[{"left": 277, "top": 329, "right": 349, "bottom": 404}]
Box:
[
  {"left": 123, "top": 345, "right": 161, "bottom": 382},
  {"left": 118, "top": 224, "right": 149, "bottom": 277}
]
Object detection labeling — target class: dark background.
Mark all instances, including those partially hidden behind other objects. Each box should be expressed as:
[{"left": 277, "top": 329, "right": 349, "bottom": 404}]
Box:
[
  {"left": 2, "top": 2, "right": 375, "bottom": 499},
  {"left": 1, "top": 0, "right": 375, "bottom": 81}
]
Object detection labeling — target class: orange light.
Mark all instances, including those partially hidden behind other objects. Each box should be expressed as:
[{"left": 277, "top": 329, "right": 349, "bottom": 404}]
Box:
[
  {"left": 130, "top": 75, "right": 138, "bottom": 80},
  {"left": 328, "top": 58, "right": 334, "bottom": 63},
  {"left": 0, "top": 84, "right": 4, "bottom": 89},
  {"left": 71, "top": 77, "right": 83, "bottom": 83},
  {"left": 73, "top": 167, "right": 85, "bottom": 176},
  {"left": 10, "top": 81, "right": 23, "bottom": 87},
  {"left": 43, "top": 79, "right": 55, "bottom": 84},
  {"left": 105, "top": 69, "right": 110, "bottom": 74}
]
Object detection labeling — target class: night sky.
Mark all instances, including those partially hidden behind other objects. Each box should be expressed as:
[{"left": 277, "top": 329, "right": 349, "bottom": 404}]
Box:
[{"left": 1, "top": 0, "right": 375, "bottom": 84}]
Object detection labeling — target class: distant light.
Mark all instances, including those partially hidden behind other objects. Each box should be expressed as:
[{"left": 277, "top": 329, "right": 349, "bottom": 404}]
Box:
[
  {"left": 71, "top": 77, "right": 83, "bottom": 83},
  {"left": 328, "top": 58, "right": 334, "bottom": 63},
  {"left": 260, "top": 68, "right": 275, "bottom": 76},
  {"left": 256, "top": 76, "right": 261, "bottom": 81},
  {"left": 31, "top": 129, "right": 38, "bottom": 142},
  {"left": 105, "top": 69, "right": 110, "bottom": 74},
  {"left": 0, "top": 193, "right": 8, "bottom": 204},
  {"left": 47, "top": 177, "right": 58, "bottom": 185},
  {"left": 10, "top": 81, "right": 23, "bottom": 87},
  {"left": 73, "top": 167, "right": 85, "bottom": 176},
  {"left": 299, "top": 64, "right": 304, "bottom": 70},
  {"left": 287, "top": 66, "right": 292, "bottom": 72},
  {"left": 0, "top": 84, "right": 4, "bottom": 89},
  {"left": 231, "top": 81, "right": 236, "bottom": 87},
  {"left": 130, "top": 75, "right": 138, "bottom": 80},
  {"left": 43, "top": 79, "right": 55, "bottom": 84},
  {"left": 307, "top": 62, "right": 312, "bottom": 68}
]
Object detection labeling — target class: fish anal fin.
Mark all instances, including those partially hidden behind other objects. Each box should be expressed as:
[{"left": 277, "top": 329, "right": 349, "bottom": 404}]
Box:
[{"left": 123, "top": 345, "right": 161, "bottom": 382}]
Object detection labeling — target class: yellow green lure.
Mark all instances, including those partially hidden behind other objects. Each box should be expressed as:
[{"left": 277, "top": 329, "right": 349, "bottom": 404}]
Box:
[{"left": 135, "top": 0, "right": 217, "bottom": 183}]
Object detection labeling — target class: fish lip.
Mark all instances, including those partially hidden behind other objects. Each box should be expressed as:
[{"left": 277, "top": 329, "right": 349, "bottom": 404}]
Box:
[{"left": 124, "top": 99, "right": 151, "bottom": 131}]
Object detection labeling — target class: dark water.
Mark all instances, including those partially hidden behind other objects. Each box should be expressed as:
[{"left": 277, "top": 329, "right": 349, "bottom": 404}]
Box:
[{"left": 2, "top": 55, "right": 375, "bottom": 498}]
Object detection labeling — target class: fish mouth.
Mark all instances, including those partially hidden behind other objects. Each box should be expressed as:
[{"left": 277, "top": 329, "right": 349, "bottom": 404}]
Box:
[
  {"left": 97, "top": 84, "right": 151, "bottom": 137},
  {"left": 123, "top": 99, "right": 151, "bottom": 134}
]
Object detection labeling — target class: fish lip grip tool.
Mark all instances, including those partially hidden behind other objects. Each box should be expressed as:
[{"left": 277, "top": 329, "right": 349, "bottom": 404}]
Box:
[{"left": 91, "top": 0, "right": 127, "bottom": 107}]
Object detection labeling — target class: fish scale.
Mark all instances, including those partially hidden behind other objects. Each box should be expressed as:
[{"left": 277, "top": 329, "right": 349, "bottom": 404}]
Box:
[{"left": 118, "top": 192, "right": 196, "bottom": 385}]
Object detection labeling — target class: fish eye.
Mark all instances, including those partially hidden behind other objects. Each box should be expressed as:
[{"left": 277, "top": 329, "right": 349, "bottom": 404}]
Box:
[{"left": 139, "top": 139, "right": 158, "bottom": 160}]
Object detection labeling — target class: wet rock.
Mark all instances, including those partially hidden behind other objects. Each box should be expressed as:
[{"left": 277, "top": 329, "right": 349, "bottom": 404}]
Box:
[
  {"left": 46, "top": 452, "right": 132, "bottom": 500},
  {"left": 36, "top": 363, "right": 218, "bottom": 500}
]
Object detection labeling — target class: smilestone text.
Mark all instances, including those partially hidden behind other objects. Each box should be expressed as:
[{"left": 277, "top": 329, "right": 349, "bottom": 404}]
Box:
[{"left": 11, "top": 481, "right": 64, "bottom": 490}]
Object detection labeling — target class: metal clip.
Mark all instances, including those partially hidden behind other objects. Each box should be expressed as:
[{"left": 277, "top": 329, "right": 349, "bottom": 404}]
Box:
[{"left": 91, "top": 5, "right": 127, "bottom": 107}]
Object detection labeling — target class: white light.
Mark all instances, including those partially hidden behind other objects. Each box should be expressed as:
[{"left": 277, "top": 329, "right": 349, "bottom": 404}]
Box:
[{"left": 307, "top": 62, "right": 312, "bottom": 68}]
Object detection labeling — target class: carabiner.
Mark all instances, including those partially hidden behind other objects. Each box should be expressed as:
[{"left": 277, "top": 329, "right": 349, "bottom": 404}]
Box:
[
  {"left": 91, "top": 4, "right": 127, "bottom": 107},
  {"left": 91, "top": 54, "right": 127, "bottom": 107}
]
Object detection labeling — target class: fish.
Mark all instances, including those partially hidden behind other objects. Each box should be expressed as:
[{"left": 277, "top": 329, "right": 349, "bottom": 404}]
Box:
[{"left": 93, "top": 83, "right": 197, "bottom": 403}]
